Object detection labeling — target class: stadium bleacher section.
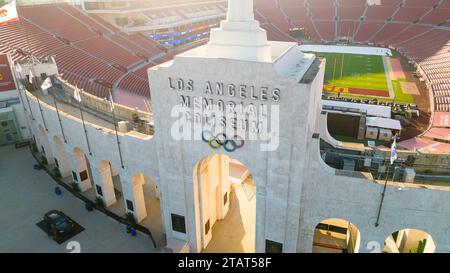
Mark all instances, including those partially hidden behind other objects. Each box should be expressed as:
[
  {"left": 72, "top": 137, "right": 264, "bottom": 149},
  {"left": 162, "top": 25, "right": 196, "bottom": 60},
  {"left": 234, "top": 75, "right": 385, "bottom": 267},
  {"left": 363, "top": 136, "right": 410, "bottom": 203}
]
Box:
[
  {"left": 1, "top": 0, "right": 448, "bottom": 120},
  {"left": 254, "top": 0, "right": 449, "bottom": 115},
  {"left": 254, "top": 0, "right": 449, "bottom": 153},
  {"left": 0, "top": 3, "right": 164, "bottom": 99}
]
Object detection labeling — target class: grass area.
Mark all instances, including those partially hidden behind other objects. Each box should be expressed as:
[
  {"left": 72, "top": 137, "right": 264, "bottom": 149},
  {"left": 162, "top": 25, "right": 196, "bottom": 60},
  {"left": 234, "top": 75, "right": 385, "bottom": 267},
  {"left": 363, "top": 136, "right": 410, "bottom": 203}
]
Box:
[
  {"left": 316, "top": 53, "right": 388, "bottom": 91},
  {"left": 392, "top": 79, "right": 415, "bottom": 104},
  {"left": 314, "top": 52, "right": 416, "bottom": 104}
]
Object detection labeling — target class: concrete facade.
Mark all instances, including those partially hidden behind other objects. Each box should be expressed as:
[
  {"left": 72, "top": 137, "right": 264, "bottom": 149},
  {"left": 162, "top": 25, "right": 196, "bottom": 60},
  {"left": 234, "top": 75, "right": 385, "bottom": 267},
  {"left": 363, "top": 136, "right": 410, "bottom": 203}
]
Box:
[{"left": 14, "top": 0, "right": 450, "bottom": 253}]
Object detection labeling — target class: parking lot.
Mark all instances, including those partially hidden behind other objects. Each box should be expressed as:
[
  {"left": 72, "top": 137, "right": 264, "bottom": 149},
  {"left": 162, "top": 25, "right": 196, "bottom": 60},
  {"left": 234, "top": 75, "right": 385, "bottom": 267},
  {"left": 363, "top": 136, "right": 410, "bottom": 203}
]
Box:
[{"left": 0, "top": 145, "right": 157, "bottom": 253}]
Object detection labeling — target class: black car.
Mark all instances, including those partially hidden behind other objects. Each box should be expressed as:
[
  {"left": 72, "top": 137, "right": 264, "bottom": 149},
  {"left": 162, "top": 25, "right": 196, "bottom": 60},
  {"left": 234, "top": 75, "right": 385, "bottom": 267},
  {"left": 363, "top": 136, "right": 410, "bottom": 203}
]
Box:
[{"left": 43, "top": 210, "right": 75, "bottom": 239}]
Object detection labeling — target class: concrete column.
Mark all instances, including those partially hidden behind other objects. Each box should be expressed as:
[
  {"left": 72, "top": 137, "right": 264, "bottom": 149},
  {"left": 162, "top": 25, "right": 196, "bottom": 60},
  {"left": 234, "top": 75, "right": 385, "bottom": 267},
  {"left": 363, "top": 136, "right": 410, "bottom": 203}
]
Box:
[
  {"left": 57, "top": 155, "right": 72, "bottom": 178},
  {"left": 98, "top": 163, "right": 117, "bottom": 206},
  {"left": 403, "top": 168, "right": 416, "bottom": 183},
  {"left": 39, "top": 132, "right": 55, "bottom": 165},
  {"left": 189, "top": 162, "right": 204, "bottom": 253},
  {"left": 131, "top": 173, "right": 148, "bottom": 222},
  {"left": 54, "top": 141, "right": 72, "bottom": 178},
  {"left": 298, "top": 229, "right": 314, "bottom": 253},
  {"left": 73, "top": 151, "right": 92, "bottom": 192},
  {"left": 255, "top": 188, "right": 266, "bottom": 253},
  {"left": 217, "top": 155, "right": 230, "bottom": 220}
]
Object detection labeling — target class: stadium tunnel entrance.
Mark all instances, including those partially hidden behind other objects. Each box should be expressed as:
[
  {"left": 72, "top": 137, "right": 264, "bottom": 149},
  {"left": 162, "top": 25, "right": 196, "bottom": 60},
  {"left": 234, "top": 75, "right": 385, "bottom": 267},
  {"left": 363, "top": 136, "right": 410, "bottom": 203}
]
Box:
[
  {"left": 383, "top": 228, "right": 436, "bottom": 253},
  {"left": 37, "top": 124, "right": 54, "bottom": 165},
  {"left": 98, "top": 160, "right": 126, "bottom": 215},
  {"left": 193, "top": 154, "right": 256, "bottom": 253},
  {"left": 130, "top": 172, "right": 166, "bottom": 247},
  {"left": 312, "top": 218, "right": 361, "bottom": 253},
  {"left": 73, "top": 147, "right": 94, "bottom": 193},
  {"left": 52, "top": 136, "right": 71, "bottom": 178}
]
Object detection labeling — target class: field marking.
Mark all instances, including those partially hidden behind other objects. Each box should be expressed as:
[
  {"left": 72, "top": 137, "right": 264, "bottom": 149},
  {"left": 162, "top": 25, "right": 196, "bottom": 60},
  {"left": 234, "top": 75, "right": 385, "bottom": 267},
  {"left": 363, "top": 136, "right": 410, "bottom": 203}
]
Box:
[
  {"left": 390, "top": 58, "right": 406, "bottom": 79},
  {"left": 382, "top": 56, "right": 395, "bottom": 99},
  {"left": 387, "top": 57, "right": 397, "bottom": 80},
  {"left": 323, "top": 85, "right": 389, "bottom": 97},
  {"left": 400, "top": 81, "right": 420, "bottom": 95}
]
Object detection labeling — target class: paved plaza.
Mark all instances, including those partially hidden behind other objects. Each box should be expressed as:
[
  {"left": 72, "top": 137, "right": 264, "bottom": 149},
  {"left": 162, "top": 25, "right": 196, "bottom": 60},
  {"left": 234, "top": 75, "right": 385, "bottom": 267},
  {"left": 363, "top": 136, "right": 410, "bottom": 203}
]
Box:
[{"left": 0, "top": 145, "right": 157, "bottom": 253}]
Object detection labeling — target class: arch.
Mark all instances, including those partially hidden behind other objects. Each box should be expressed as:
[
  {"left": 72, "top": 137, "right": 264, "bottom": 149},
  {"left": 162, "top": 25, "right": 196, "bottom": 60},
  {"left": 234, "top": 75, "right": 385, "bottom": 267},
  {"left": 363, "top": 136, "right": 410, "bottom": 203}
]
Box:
[
  {"left": 383, "top": 228, "right": 436, "bottom": 253},
  {"left": 98, "top": 160, "right": 118, "bottom": 207},
  {"left": 131, "top": 172, "right": 165, "bottom": 246},
  {"left": 37, "top": 124, "right": 54, "bottom": 164},
  {"left": 312, "top": 218, "right": 361, "bottom": 253},
  {"left": 192, "top": 154, "right": 256, "bottom": 253},
  {"left": 73, "top": 147, "right": 93, "bottom": 192},
  {"left": 52, "top": 136, "right": 71, "bottom": 178}
]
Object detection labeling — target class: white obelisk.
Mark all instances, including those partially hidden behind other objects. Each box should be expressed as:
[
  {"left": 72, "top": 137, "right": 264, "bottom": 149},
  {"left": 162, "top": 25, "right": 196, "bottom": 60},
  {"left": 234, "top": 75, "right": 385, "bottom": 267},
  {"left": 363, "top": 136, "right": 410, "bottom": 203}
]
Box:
[
  {"left": 207, "top": 0, "right": 271, "bottom": 62},
  {"left": 227, "top": 0, "right": 254, "bottom": 22}
]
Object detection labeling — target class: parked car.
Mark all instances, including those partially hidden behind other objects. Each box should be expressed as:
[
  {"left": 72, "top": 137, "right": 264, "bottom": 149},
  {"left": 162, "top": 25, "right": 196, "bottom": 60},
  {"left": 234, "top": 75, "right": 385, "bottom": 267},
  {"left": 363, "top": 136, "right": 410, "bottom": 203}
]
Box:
[{"left": 43, "top": 210, "right": 75, "bottom": 239}]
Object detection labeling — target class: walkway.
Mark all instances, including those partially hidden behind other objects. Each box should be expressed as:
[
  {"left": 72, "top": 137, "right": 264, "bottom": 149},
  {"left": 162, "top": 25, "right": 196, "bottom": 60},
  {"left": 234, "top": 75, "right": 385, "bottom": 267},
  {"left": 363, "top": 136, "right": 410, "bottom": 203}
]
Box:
[
  {"left": 0, "top": 145, "right": 157, "bottom": 253},
  {"left": 205, "top": 183, "right": 256, "bottom": 253}
]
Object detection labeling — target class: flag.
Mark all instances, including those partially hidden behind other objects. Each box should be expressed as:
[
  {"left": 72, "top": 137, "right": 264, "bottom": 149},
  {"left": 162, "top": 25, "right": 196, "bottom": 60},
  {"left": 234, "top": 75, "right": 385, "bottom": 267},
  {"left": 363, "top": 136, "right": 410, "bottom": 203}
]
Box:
[
  {"left": 28, "top": 69, "right": 33, "bottom": 84},
  {"left": 0, "top": 1, "right": 19, "bottom": 26},
  {"left": 108, "top": 93, "right": 115, "bottom": 112},
  {"left": 390, "top": 136, "right": 397, "bottom": 165},
  {"left": 74, "top": 87, "right": 82, "bottom": 103},
  {"left": 40, "top": 77, "right": 52, "bottom": 90}
]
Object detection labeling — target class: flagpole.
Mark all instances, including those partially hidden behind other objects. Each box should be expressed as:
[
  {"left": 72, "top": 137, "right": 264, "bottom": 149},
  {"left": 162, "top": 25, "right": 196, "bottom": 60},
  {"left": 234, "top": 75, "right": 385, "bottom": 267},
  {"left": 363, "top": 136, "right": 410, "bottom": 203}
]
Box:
[
  {"left": 34, "top": 76, "right": 48, "bottom": 131},
  {"left": 374, "top": 160, "right": 391, "bottom": 227},
  {"left": 23, "top": 85, "right": 35, "bottom": 120},
  {"left": 53, "top": 95, "right": 67, "bottom": 143},
  {"left": 10, "top": 58, "right": 28, "bottom": 114},
  {"left": 36, "top": 97, "right": 48, "bottom": 130},
  {"left": 374, "top": 135, "right": 398, "bottom": 227},
  {"left": 109, "top": 92, "right": 124, "bottom": 169},
  {"left": 77, "top": 89, "right": 92, "bottom": 156}
]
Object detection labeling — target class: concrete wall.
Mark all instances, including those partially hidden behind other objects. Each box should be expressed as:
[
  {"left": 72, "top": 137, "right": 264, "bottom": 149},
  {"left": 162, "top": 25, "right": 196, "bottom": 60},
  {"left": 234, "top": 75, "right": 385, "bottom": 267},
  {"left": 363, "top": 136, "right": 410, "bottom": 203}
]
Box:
[
  {"left": 23, "top": 90, "right": 161, "bottom": 224},
  {"left": 0, "top": 90, "right": 31, "bottom": 141},
  {"left": 20, "top": 46, "right": 450, "bottom": 254},
  {"left": 299, "top": 109, "right": 450, "bottom": 253}
]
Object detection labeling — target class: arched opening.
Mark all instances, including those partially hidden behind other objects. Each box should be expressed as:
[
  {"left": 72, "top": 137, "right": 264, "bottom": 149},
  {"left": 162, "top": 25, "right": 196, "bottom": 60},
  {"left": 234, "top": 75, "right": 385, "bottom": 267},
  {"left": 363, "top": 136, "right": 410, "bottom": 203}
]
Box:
[
  {"left": 98, "top": 160, "right": 123, "bottom": 209},
  {"left": 73, "top": 147, "right": 93, "bottom": 193},
  {"left": 193, "top": 154, "right": 256, "bottom": 253},
  {"left": 312, "top": 218, "right": 361, "bottom": 253},
  {"left": 52, "top": 136, "right": 71, "bottom": 178},
  {"left": 37, "top": 125, "right": 54, "bottom": 164},
  {"left": 131, "top": 173, "right": 165, "bottom": 246},
  {"left": 383, "top": 228, "right": 436, "bottom": 253}
]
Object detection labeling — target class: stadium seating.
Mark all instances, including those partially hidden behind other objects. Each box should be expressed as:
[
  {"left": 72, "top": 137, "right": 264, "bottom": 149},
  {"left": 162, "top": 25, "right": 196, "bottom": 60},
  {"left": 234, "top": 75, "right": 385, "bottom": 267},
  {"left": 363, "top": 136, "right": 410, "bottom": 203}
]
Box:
[
  {"left": 75, "top": 36, "right": 141, "bottom": 67},
  {"left": 254, "top": 0, "right": 450, "bottom": 114},
  {"left": 254, "top": 0, "right": 450, "bottom": 152},
  {"left": 2, "top": 0, "right": 448, "bottom": 115},
  {"left": 117, "top": 73, "right": 150, "bottom": 97},
  {"left": 1, "top": 3, "right": 165, "bottom": 100}
]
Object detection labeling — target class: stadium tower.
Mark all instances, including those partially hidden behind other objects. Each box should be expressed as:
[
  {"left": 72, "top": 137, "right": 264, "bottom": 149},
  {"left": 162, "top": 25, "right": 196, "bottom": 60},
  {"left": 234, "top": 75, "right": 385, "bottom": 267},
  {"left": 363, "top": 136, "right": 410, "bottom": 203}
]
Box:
[{"left": 149, "top": 0, "right": 323, "bottom": 252}]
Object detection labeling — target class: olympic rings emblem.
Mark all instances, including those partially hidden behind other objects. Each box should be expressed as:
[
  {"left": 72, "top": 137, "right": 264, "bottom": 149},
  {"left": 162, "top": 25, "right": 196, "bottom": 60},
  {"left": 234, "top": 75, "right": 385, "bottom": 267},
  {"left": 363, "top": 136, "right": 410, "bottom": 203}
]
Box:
[{"left": 202, "top": 131, "right": 245, "bottom": 152}]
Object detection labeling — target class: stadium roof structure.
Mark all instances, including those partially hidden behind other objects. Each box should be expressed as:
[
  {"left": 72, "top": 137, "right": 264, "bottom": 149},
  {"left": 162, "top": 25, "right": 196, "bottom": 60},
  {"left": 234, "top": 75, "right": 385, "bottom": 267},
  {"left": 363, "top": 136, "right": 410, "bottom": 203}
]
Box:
[
  {"left": 322, "top": 99, "right": 392, "bottom": 118},
  {"left": 366, "top": 117, "right": 402, "bottom": 131}
]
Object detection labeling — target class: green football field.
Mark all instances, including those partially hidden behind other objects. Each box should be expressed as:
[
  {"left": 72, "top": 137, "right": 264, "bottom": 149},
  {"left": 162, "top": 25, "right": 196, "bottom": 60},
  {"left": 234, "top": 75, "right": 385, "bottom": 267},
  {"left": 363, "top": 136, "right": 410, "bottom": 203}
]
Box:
[
  {"left": 313, "top": 52, "right": 415, "bottom": 103},
  {"left": 316, "top": 52, "right": 388, "bottom": 91}
]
